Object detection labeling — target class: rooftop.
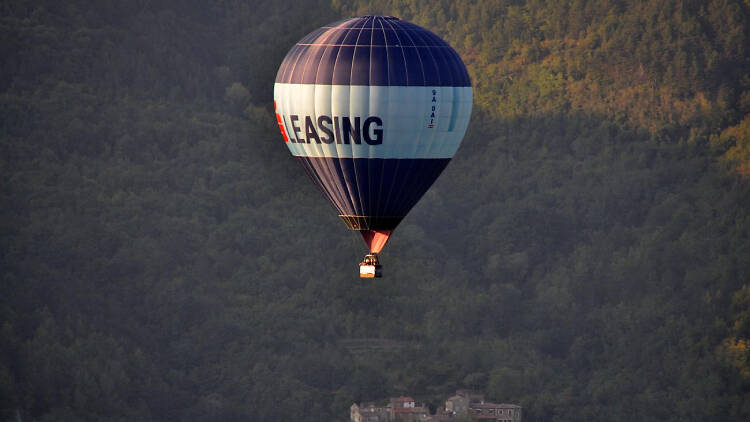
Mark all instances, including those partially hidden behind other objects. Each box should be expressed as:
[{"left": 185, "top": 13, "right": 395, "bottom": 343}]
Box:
[{"left": 471, "top": 403, "right": 522, "bottom": 409}]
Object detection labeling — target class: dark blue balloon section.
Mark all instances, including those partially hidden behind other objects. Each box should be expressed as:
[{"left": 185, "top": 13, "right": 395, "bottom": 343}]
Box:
[
  {"left": 275, "top": 16, "right": 471, "bottom": 87},
  {"left": 295, "top": 157, "right": 450, "bottom": 230}
]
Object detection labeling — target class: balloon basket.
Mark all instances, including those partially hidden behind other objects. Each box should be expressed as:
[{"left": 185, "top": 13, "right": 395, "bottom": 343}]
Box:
[{"left": 359, "top": 253, "right": 383, "bottom": 278}]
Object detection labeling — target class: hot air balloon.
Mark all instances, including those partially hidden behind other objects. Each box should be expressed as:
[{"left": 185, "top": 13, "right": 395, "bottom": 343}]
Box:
[{"left": 273, "top": 15, "right": 472, "bottom": 277}]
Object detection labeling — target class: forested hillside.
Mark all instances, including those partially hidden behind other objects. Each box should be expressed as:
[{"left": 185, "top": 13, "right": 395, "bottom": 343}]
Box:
[{"left": 1, "top": 0, "right": 749, "bottom": 421}]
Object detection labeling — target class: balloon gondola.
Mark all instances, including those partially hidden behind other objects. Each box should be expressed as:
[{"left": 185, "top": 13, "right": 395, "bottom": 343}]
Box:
[
  {"left": 273, "top": 16, "right": 473, "bottom": 277},
  {"left": 359, "top": 253, "right": 382, "bottom": 278}
]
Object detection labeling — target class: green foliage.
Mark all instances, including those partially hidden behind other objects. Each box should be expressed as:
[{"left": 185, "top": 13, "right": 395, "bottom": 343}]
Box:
[{"left": 1, "top": 1, "right": 750, "bottom": 421}]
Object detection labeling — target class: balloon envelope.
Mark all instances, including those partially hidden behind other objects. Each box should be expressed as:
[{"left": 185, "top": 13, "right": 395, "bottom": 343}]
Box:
[{"left": 274, "top": 16, "right": 472, "bottom": 252}]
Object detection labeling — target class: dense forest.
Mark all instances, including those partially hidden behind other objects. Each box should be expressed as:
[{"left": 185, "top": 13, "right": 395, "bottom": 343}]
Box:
[{"left": 1, "top": 0, "right": 749, "bottom": 420}]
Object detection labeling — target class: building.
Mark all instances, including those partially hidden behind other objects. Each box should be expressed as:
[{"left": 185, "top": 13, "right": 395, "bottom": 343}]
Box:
[
  {"left": 444, "top": 390, "right": 521, "bottom": 422},
  {"left": 389, "top": 397, "right": 429, "bottom": 421},
  {"left": 466, "top": 402, "right": 521, "bottom": 421},
  {"left": 351, "top": 390, "right": 521, "bottom": 422},
  {"left": 445, "top": 393, "right": 470, "bottom": 414},
  {"left": 351, "top": 402, "right": 389, "bottom": 422},
  {"left": 351, "top": 398, "right": 429, "bottom": 422}
]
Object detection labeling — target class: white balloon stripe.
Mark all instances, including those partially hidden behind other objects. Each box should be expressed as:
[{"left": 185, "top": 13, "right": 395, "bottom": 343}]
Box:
[{"left": 273, "top": 83, "right": 472, "bottom": 159}]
